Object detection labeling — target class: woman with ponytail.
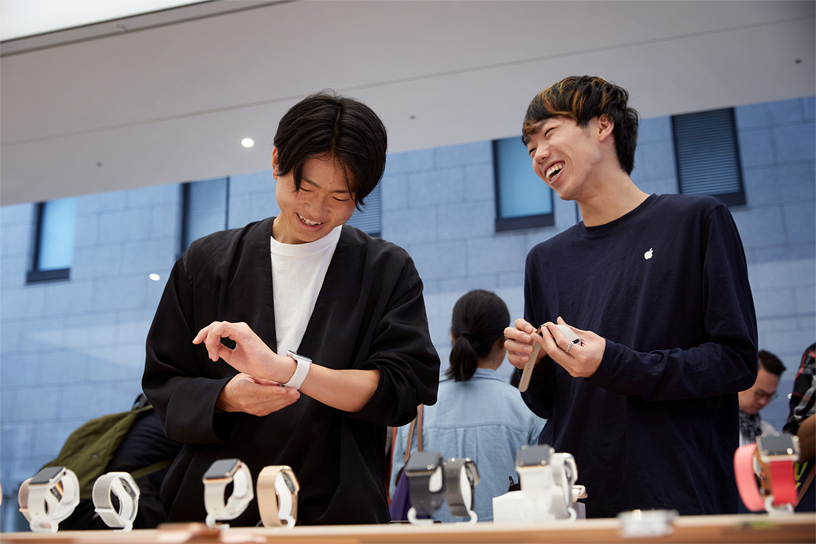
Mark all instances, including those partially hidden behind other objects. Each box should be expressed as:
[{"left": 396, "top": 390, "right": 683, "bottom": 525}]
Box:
[{"left": 390, "top": 290, "right": 545, "bottom": 522}]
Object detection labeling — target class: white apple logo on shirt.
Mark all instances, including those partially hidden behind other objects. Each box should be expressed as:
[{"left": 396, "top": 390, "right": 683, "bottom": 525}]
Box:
[{"left": 644, "top": 248, "right": 653, "bottom": 260}]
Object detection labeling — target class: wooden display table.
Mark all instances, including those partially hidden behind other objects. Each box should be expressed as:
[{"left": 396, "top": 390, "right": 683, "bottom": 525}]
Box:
[{"left": 3, "top": 514, "right": 814, "bottom": 544}]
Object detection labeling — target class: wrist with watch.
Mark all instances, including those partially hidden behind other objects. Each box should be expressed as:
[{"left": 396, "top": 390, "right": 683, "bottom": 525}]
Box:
[{"left": 283, "top": 351, "right": 311, "bottom": 390}]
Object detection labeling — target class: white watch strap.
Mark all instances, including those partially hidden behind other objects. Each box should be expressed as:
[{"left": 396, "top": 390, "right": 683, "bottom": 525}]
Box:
[
  {"left": 93, "top": 472, "right": 141, "bottom": 531},
  {"left": 27, "top": 468, "right": 80, "bottom": 533},
  {"left": 203, "top": 462, "right": 253, "bottom": 527},
  {"left": 519, "top": 467, "right": 554, "bottom": 522},
  {"left": 284, "top": 351, "right": 311, "bottom": 390}
]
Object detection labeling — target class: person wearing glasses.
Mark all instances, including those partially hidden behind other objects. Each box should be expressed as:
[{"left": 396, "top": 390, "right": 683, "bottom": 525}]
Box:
[{"left": 738, "top": 350, "right": 786, "bottom": 446}]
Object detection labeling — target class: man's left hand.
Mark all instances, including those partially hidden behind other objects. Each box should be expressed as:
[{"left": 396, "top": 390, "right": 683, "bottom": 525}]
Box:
[{"left": 538, "top": 317, "right": 606, "bottom": 378}]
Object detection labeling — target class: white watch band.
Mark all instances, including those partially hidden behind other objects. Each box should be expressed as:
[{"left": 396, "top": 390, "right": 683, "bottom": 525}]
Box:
[
  {"left": 26, "top": 467, "right": 80, "bottom": 533},
  {"left": 284, "top": 351, "right": 311, "bottom": 390},
  {"left": 203, "top": 461, "right": 253, "bottom": 527},
  {"left": 257, "top": 465, "right": 299, "bottom": 528},
  {"left": 93, "top": 472, "right": 141, "bottom": 531}
]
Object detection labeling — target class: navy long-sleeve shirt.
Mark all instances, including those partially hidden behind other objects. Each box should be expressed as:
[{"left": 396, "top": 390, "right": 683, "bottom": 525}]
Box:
[{"left": 521, "top": 194, "right": 757, "bottom": 518}]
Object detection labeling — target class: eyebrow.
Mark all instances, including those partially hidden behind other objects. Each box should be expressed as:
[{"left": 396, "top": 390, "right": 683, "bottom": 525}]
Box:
[{"left": 302, "top": 177, "right": 352, "bottom": 194}]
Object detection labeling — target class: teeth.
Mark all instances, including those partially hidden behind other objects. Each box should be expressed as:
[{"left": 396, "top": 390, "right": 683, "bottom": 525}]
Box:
[
  {"left": 546, "top": 164, "right": 563, "bottom": 181},
  {"left": 298, "top": 214, "right": 321, "bottom": 226}
]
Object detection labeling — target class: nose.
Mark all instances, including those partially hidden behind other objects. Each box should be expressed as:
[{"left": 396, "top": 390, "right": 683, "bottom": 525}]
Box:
[{"left": 533, "top": 143, "right": 551, "bottom": 164}]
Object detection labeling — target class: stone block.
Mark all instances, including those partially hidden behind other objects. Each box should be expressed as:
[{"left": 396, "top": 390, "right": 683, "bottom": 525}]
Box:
[
  {"left": 37, "top": 349, "right": 88, "bottom": 386},
  {"left": 0, "top": 204, "right": 34, "bottom": 226},
  {"left": 124, "top": 183, "right": 180, "bottom": 208},
  {"left": 62, "top": 313, "right": 118, "bottom": 349},
  {"left": 76, "top": 190, "right": 127, "bottom": 215},
  {"left": 750, "top": 244, "right": 815, "bottom": 266},
  {"left": 638, "top": 140, "right": 676, "bottom": 180},
  {"left": 72, "top": 244, "right": 122, "bottom": 280},
  {"left": 85, "top": 344, "right": 145, "bottom": 382},
  {"left": 799, "top": 311, "right": 815, "bottom": 332},
  {"left": 751, "top": 287, "right": 796, "bottom": 320},
  {"left": 150, "top": 204, "right": 181, "bottom": 239},
  {"left": 742, "top": 163, "right": 815, "bottom": 206},
  {"left": 58, "top": 383, "right": 128, "bottom": 421},
  {"left": 2, "top": 223, "right": 32, "bottom": 258},
  {"left": 438, "top": 274, "right": 499, "bottom": 294},
  {"left": 385, "top": 149, "right": 435, "bottom": 175},
  {"left": 1, "top": 320, "right": 19, "bottom": 354},
  {"left": 1, "top": 287, "right": 45, "bottom": 320},
  {"left": 463, "top": 164, "right": 496, "bottom": 203},
  {"left": 0, "top": 423, "right": 33, "bottom": 459},
  {"left": 783, "top": 202, "right": 816, "bottom": 245},
  {"left": 382, "top": 208, "right": 436, "bottom": 246},
  {"left": 44, "top": 279, "right": 94, "bottom": 316},
  {"left": 16, "top": 317, "right": 66, "bottom": 354},
  {"left": 93, "top": 276, "right": 147, "bottom": 312},
  {"left": 408, "top": 168, "right": 465, "bottom": 208},
  {"left": 14, "top": 386, "right": 60, "bottom": 422},
  {"left": 98, "top": 209, "right": 152, "bottom": 244},
  {"left": 748, "top": 258, "right": 815, "bottom": 290},
  {"left": 466, "top": 235, "right": 527, "bottom": 275},
  {"left": 737, "top": 128, "right": 775, "bottom": 168},
  {"left": 638, "top": 116, "right": 672, "bottom": 143},
  {"left": 0, "top": 352, "right": 38, "bottom": 389},
  {"left": 434, "top": 141, "right": 491, "bottom": 168},
  {"left": 437, "top": 201, "right": 495, "bottom": 241},
  {"left": 773, "top": 122, "right": 816, "bottom": 163},
  {"left": 74, "top": 213, "right": 99, "bottom": 248},
  {"left": 736, "top": 99, "right": 804, "bottom": 129},
  {"left": 121, "top": 239, "right": 177, "bottom": 275},
  {"left": 498, "top": 271, "right": 525, "bottom": 289},
  {"left": 795, "top": 286, "right": 816, "bottom": 316},
  {"left": 803, "top": 96, "right": 815, "bottom": 121},
  {"left": 33, "top": 422, "right": 74, "bottom": 457},
  {"left": 381, "top": 175, "right": 409, "bottom": 212},
  {"left": 731, "top": 205, "right": 785, "bottom": 249},
  {"left": 1, "top": 255, "right": 28, "bottom": 288},
  {"left": 409, "top": 241, "right": 468, "bottom": 281},
  {"left": 116, "top": 309, "right": 156, "bottom": 345}
]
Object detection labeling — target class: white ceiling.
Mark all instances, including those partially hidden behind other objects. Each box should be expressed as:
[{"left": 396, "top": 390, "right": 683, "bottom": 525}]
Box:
[{"left": 1, "top": 0, "right": 814, "bottom": 205}]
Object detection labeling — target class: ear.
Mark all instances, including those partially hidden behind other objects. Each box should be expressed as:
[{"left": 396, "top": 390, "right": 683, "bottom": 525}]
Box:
[
  {"left": 271, "top": 148, "right": 280, "bottom": 178},
  {"left": 450, "top": 330, "right": 456, "bottom": 343},
  {"left": 596, "top": 114, "right": 615, "bottom": 142}
]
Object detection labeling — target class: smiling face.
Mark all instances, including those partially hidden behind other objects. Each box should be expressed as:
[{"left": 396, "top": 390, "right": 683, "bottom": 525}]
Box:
[
  {"left": 525, "top": 116, "right": 610, "bottom": 203},
  {"left": 272, "top": 150, "right": 356, "bottom": 244}
]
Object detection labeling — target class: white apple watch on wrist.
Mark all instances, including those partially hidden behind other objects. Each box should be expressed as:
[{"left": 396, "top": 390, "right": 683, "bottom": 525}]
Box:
[
  {"left": 202, "top": 458, "right": 253, "bottom": 528},
  {"left": 284, "top": 351, "right": 311, "bottom": 390},
  {"left": 93, "top": 472, "right": 141, "bottom": 531}
]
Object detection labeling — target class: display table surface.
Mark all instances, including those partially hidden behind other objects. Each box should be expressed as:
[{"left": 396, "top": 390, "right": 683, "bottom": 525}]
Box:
[{"left": 3, "top": 514, "right": 814, "bottom": 544}]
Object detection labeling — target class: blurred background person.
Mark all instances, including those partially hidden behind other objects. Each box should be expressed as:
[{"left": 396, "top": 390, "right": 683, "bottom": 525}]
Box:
[
  {"left": 739, "top": 350, "right": 786, "bottom": 446},
  {"left": 784, "top": 342, "right": 815, "bottom": 512},
  {"left": 390, "top": 290, "right": 545, "bottom": 522}
]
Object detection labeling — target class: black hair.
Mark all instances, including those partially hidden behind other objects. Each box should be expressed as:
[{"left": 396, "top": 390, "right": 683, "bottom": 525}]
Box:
[
  {"left": 273, "top": 91, "right": 387, "bottom": 210},
  {"left": 446, "top": 290, "right": 510, "bottom": 382},
  {"left": 522, "top": 75, "right": 639, "bottom": 174},
  {"left": 758, "top": 350, "right": 786, "bottom": 376}
]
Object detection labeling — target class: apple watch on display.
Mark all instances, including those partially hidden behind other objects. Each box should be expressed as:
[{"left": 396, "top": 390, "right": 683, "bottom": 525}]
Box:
[
  {"left": 404, "top": 450, "right": 445, "bottom": 523},
  {"left": 202, "top": 458, "right": 254, "bottom": 527},
  {"left": 515, "top": 444, "right": 555, "bottom": 521},
  {"left": 92, "top": 472, "right": 141, "bottom": 531},
  {"left": 24, "top": 466, "right": 80, "bottom": 533},
  {"left": 443, "top": 458, "right": 480, "bottom": 523},
  {"left": 284, "top": 351, "right": 311, "bottom": 390},
  {"left": 735, "top": 433, "right": 800, "bottom": 512},
  {"left": 257, "top": 465, "right": 299, "bottom": 528},
  {"left": 550, "top": 452, "right": 578, "bottom": 521}
]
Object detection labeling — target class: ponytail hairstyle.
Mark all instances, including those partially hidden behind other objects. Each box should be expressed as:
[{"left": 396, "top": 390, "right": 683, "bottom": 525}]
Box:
[{"left": 446, "top": 290, "right": 511, "bottom": 382}]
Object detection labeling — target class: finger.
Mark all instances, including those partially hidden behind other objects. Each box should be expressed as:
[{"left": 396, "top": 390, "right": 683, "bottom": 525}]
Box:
[
  {"left": 505, "top": 326, "right": 532, "bottom": 346},
  {"left": 205, "top": 323, "right": 231, "bottom": 361},
  {"left": 514, "top": 318, "right": 536, "bottom": 334},
  {"left": 192, "top": 324, "right": 212, "bottom": 345}
]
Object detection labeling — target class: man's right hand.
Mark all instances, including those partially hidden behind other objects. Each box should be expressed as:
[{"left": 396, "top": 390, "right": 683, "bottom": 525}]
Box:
[
  {"left": 504, "top": 318, "right": 545, "bottom": 370},
  {"left": 216, "top": 373, "right": 300, "bottom": 417}
]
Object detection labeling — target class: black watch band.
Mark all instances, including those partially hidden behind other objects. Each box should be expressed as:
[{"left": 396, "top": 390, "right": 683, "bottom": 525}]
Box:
[
  {"left": 405, "top": 451, "right": 446, "bottom": 515},
  {"left": 443, "top": 458, "right": 479, "bottom": 517}
]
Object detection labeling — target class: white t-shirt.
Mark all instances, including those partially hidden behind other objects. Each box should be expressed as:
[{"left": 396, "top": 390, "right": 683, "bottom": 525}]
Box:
[{"left": 270, "top": 226, "right": 342, "bottom": 357}]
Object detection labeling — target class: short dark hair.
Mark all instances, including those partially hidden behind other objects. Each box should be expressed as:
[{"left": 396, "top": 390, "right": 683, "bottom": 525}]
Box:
[
  {"left": 522, "top": 76, "right": 639, "bottom": 174},
  {"left": 273, "top": 91, "right": 387, "bottom": 210},
  {"left": 446, "top": 290, "right": 510, "bottom": 382},
  {"left": 758, "top": 350, "right": 786, "bottom": 376}
]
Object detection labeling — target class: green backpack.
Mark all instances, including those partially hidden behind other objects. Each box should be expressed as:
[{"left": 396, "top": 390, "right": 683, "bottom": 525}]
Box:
[{"left": 41, "top": 401, "right": 170, "bottom": 500}]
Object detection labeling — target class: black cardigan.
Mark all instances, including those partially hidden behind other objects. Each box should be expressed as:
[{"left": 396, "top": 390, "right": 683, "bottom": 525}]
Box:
[{"left": 142, "top": 218, "right": 440, "bottom": 525}]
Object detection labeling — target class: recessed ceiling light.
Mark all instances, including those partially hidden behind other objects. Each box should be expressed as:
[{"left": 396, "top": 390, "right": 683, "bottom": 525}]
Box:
[
  {"left": 241, "top": 138, "right": 255, "bottom": 148},
  {"left": 149, "top": 273, "right": 161, "bottom": 281}
]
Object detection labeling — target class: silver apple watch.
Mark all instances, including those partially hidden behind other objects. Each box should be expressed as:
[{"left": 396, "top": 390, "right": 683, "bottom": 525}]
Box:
[
  {"left": 257, "top": 465, "right": 299, "bottom": 528},
  {"left": 202, "top": 458, "right": 253, "bottom": 528},
  {"left": 284, "top": 351, "right": 311, "bottom": 390},
  {"left": 550, "top": 452, "right": 578, "bottom": 520},
  {"left": 92, "top": 472, "right": 141, "bottom": 531},
  {"left": 404, "top": 450, "right": 445, "bottom": 523},
  {"left": 443, "top": 458, "right": 480, "bottom": 523},
  {"left": 23, "top": 466, "right": 80, "bottom": 533}
]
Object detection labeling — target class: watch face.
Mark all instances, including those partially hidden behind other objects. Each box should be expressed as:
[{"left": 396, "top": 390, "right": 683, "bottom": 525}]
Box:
[
  {"left": 204, "top": 459, "right": 240, "bottom": 481},
  {"left": 119, "top": 477, "right": 137, "bottom": 499},
  {"left": 516, "top": 445, "right": 553, "bottom": 469},
  {"left": 282, "top": 472, "right": 298, "bottom": 494},
  {"left": 30, "top": 466, "right": 64, "bottom": 486},
  {"left": 405, "top": 451, "right": 442, "bottom": 475},
  {"left": 757, "top": 434, "right": 799, "bottom": 457}
]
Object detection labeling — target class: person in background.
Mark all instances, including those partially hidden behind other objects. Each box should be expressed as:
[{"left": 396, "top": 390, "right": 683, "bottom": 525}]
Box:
[
  {"left": 739, "top": 350, "right": 785, "bottom": 446},
  {"left": 784, "top": 342, "right": 815, "bottom": 512},
  {"left": 503, "top": 76, "right": 758, "bottom": 518},
  {"left": 391, "top": 290, "right": 545, "bottom": 522}
]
